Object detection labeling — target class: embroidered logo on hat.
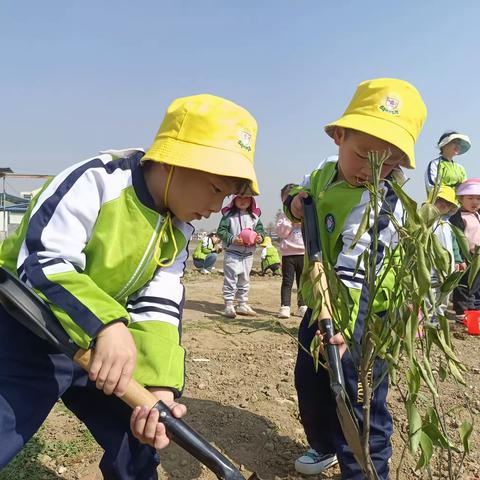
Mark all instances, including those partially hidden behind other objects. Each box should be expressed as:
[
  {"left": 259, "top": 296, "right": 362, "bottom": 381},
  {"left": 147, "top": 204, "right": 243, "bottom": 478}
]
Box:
[
  {"left": 379, "top": 95, "right": 401, "bottom": 115},
  {"left": 238, "top": 130, "right": 252, "bottom": 151}
]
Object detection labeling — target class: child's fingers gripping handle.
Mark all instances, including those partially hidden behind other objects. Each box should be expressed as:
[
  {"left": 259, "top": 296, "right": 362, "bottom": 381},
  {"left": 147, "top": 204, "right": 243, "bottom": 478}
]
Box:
[
  {"left": 73, "top": 349, "right": 158, "bottom": 408},
  {"left": 309, "top": 263, "right": 345, "bottom": 389}
]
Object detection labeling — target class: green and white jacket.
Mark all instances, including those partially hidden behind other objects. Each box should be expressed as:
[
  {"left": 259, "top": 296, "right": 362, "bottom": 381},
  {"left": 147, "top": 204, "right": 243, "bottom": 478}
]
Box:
[
  {"left": 0, "top": 149, "right": 193, "bottom": 394},
  {"left": 425, "top": 156, "right": 467, "bottom": 192},
  {"left": 286, "top": 158, "right": 404, "bottom": 339}
]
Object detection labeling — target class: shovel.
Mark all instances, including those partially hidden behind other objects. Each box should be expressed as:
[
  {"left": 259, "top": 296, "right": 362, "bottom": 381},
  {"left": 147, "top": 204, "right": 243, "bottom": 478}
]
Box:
[{"left": 0, "top": 267, "right": 260, "bottom": 480}]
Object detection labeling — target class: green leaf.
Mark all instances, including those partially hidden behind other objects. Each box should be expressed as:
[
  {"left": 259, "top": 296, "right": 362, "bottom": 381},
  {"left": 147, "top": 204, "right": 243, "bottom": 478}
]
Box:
[
  {"left": 468, "top": 248, "right": 480, "bottom": 290},
  {"left": 440, "top": 270, "right": 464, "bottom": 295},
  {"left": 418, "top": 202, "right": 441, "bottom": 229},
  {"left": 450, "top": 224, "right": 471, "bottom": 262},
  {"left": 407, "top": 400, "right": 422, "bottom": 454},
  {"left": 430, "top": 230, "right": 452, "bottom": 278},
  {"left": 407, "top": 366, "right": 421, "bottom": 402},
  {"left": 438, "top": 365, "right": 447, "bottom": 382},
  {"left": 350, "top": 203, "right": 370, "bottom": 250},
  {"left": 459, "top": 421, "right": 473, "bottom": 454},
  {"left": 415, "top": 431, "right": 433, "bottom": 470},
  {"left": 415, "top": 237, "right": 432, "bottom": 297},
  {"left": 448, "top": 360, "right": 466, "bottom": 385},
  {"left": 390, "top": 180, "right": 420, "bottom": 224},
  {"left": 309, "top": 335, "right": 321, "bottom": 372}
]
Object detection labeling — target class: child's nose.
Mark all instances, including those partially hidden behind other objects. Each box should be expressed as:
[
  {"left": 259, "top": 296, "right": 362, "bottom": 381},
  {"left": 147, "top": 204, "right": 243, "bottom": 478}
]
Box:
[{"left": 210, "top": 197, "right": 224, "bottom": 213}]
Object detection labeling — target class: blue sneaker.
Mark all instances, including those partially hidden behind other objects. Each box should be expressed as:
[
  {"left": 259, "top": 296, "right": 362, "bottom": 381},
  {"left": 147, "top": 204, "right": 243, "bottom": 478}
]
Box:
[{"left": 294, "top": 448, "right": 338, "bottom": 475}]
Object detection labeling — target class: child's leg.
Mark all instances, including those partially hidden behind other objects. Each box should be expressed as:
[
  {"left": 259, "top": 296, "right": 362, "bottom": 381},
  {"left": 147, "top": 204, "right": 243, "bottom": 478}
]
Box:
[
  {"left": 193, "top": 258, "right": 205, "bottom": 270},
  {"left": 453, "top": 271, "right": 474, "bottom": 315},
  {"left": 294, "top": 309, "right": 338, "bottom": 455},
  {"left": 271, "top": 263, "right": 281, "bottom": 275},
  {"left": 223, "top": 253, "right": 239, "bottom": 304},
  {"left": 281, "top": 255, "right": 295, "bottom": 307},
  {"left": 236, "top": 255, "right": 253, "bottom": 304},
  {"left": 62, "top": 383, "right": 159, "bottom": 479},
  {"left": 203, "top": 253, "right": 218, "bottom": 270},
  {"left": 293, "top": 254, "right": 305, "bottom": 307},
  {"left": 0, "top": 307, "right": 73, "bottom": 468}
]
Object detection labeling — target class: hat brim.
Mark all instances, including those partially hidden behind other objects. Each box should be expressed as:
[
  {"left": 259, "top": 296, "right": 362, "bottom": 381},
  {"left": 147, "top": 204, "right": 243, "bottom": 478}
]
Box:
[
  {"left": 143, "top": 137, "right": 260, "bottom": 195},
  {"left": 457, "top": 186, "right": 480, "bottom": 196},
  {"left": 438, "top": 134, "right": 471, "bottom": 155},
  {"left": 325, "top": 113, "right": 416, "bottom": 169}
]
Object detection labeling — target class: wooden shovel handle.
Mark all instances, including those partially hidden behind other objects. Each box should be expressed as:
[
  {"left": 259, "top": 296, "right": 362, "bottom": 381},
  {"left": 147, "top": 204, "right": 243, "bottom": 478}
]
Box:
[
  {"left": 73, "top": 349, "right": 159, "bottom": 408},
  {"left": 310, "top": 261, "right": 332, "bottom": 321}
]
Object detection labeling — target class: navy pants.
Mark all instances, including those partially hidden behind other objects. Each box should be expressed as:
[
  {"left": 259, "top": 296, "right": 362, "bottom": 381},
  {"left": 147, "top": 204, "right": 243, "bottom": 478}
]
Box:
[
  {"left": 0, "top": 306, "right": 159, "bottom": 479},
  {"left": 453, "top": 270, "right": 480, "bottom": 314},
  {"left": 295, "top": 309, "right": 392, "bottom": 479}
]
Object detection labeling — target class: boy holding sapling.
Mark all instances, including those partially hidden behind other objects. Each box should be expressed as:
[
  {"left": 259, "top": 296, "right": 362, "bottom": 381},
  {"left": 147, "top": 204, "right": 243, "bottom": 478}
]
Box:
[{"left": 285, "top": 78, "right": 427, "bottom": 479}]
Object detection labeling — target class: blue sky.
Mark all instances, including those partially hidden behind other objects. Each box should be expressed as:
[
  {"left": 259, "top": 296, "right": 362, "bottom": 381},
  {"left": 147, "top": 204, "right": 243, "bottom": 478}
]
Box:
[{"left": 2, "top": 1, "right": 480, "bottom": 229}]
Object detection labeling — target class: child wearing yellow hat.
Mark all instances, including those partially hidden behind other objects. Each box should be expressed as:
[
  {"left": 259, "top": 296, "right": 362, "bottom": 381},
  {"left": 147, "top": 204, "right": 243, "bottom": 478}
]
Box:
[
  {"left": 285, "top": 78, "right": 427, "bottom": 478},
  {"left": 260, "top": 236, "right": 281, "bottom": 276},
  {"left": 425, "top": 131, "right": 470, "bottom": 192},
  {"left": 0, "top": 94, "right": 260, "bottom": 477},
  {"left": 426, "top": 186, "right": 462, "bottom": 327}
]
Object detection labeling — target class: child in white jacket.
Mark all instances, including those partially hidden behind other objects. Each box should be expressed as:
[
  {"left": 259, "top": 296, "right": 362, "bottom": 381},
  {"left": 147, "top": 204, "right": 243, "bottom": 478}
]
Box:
[{"left": 217, "top": 195, "right": 265, "bottom": 318}]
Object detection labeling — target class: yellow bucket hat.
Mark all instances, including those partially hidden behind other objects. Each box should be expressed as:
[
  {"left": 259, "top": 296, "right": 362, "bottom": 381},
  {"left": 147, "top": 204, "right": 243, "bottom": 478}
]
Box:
[
  {"left": 429, "top": 185, "right": 458, "bottom": 206},
  {"left": 325, "top": 78, "right": 427, "bottom": 168},
  {"left": 260, "top": 236, "right": 272, "bottom": 247},
  {"left": 143, "top": 94, "right": 260, "bottom": 194}
]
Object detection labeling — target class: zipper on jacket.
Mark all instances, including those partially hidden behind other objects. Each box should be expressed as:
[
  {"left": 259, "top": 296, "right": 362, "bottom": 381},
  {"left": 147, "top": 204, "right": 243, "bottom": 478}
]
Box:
[{"left": 113, "top": 215, "right": 163, "bottom": 301}]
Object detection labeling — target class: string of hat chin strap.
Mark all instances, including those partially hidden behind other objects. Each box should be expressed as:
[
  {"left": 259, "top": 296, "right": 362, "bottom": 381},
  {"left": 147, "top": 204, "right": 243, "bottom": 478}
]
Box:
[{"left": 153, "top": 166, "right": 178, "bottom": 268}]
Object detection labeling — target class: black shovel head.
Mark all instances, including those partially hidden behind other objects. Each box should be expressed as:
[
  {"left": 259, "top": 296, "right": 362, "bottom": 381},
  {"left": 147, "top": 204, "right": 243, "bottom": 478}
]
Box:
[{"left": 332, "top": 386, "right": 379, "bottom": 479}]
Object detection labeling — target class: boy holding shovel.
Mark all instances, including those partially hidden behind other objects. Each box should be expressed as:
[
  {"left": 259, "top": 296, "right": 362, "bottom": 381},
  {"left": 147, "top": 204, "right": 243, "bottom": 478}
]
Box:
[
  {"left": 0, "top": 94, "right": 260, "bottom": 479},
  {"left": 285, "top": 78, "right": 427, "bottom": 479}
]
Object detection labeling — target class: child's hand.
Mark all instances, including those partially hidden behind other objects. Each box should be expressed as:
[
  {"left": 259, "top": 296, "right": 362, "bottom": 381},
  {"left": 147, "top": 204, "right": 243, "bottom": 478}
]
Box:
[
  {"left": 255, "top": 234, "right": 262, "bottom": 244},
  {"left": 233, "top": 236, "right": 244, "bottom": 246},
  {"left": 130, "top": 388, "right": 187, "bottom": 450},
  {"left": 315, "top": 329, "right": 347, "bottom": 359},
  {"left": 88, "top": 321, "right": 137, "bottom": 396},
  {"left": 455, "top": 262, "right": 467, "bottom": 272},
  {"left": 290, "top": 191, "right": 309, "bottom": 220}
]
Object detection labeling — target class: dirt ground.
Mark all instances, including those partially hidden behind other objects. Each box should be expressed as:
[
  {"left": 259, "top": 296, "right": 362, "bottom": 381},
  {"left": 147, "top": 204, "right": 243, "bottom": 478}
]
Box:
[{"left": 3, "top": 262, "right": 480, "bottom": 480}]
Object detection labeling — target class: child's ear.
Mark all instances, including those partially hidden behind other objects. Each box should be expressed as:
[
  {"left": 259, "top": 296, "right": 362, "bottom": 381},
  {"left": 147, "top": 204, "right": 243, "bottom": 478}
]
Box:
[{"left": 333, "top": 127, "right": 347, "bottom": 146}]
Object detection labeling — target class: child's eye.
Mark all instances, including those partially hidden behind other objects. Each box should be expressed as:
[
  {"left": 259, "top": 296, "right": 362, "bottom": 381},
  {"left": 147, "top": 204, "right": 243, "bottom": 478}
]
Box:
[
  {"left": 355, "top": 152, "right": 368, "bottom": 160},
  {"left": 212, "top": 184, "right": 222, "bottom": 194}
]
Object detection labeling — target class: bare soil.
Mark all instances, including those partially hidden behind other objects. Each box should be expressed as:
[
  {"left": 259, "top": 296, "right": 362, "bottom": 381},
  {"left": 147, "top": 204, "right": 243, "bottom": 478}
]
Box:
[{"left": 4, "top": 267, "right": 480, "bottom": 480}]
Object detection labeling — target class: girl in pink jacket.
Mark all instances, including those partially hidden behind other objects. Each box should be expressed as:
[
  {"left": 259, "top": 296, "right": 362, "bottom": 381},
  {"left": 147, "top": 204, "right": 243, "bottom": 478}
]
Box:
[{"left": 275, "top": 184, "right": 307, "bottom": 319}]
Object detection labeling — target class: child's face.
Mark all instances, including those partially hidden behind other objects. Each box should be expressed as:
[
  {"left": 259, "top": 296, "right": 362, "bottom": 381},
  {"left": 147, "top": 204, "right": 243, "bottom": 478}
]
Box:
[
  {"left": 234, "top": 195, "right": 252, "bottom": 210},
  {"left": 333, "top": 128, "right": 407, "bottom": 186},
  {"left": 435, "top": 198, "right": 457, "bottom": 215},
  {"left": 441, "top": 141, "right": 460, "bottom": 158},
  {"left": 146, "top": 164, "right": 240, "bottom": 222},
  {"left": 459, "top": 195, "right": 480, "bottom": 213}
]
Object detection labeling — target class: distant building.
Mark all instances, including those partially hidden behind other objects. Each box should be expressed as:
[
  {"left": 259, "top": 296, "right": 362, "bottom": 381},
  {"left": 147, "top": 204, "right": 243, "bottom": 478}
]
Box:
[{"left": 0, "top": 193, "right": 30, "bottom": 239}]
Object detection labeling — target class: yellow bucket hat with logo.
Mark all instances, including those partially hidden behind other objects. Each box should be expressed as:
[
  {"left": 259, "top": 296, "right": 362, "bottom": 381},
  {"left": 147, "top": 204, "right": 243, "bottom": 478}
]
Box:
[
  {"left": 325, "top": 78, "right": 427, "bottom": 168},
  {"left": 143, "top": 94, "right": 260, "bottom": 194}
]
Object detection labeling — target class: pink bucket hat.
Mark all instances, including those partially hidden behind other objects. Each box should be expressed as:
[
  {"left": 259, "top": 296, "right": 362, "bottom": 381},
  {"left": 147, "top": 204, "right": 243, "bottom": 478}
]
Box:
[
  {"left": 456, "top": 179, "right": 480, "bottom": 196},
  {"left": 221, "top": 196, "right": 261, "bottom": 217}
]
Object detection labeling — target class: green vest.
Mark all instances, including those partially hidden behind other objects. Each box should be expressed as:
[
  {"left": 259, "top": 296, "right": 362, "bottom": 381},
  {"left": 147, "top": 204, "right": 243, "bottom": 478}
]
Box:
[{"left": 262, "top": 245, "right": 280, "bottom": 269}]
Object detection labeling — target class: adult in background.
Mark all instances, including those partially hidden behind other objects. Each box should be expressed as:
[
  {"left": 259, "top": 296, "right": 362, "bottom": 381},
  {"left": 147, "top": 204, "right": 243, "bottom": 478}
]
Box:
[{"left": 425, "top": 131, "right": 471, "bottom": 192}]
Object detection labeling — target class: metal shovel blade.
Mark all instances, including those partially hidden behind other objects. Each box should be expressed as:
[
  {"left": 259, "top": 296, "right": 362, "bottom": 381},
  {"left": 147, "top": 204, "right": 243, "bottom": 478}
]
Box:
[{"left": 333, "top": 387, "right": 379, "bottom": 480}]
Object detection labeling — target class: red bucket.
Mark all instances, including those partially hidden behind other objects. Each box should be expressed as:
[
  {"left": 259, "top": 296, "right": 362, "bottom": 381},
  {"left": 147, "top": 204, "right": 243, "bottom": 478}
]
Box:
[{"left": 463, "top": 310, "right": 480, "bottom": 335}]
